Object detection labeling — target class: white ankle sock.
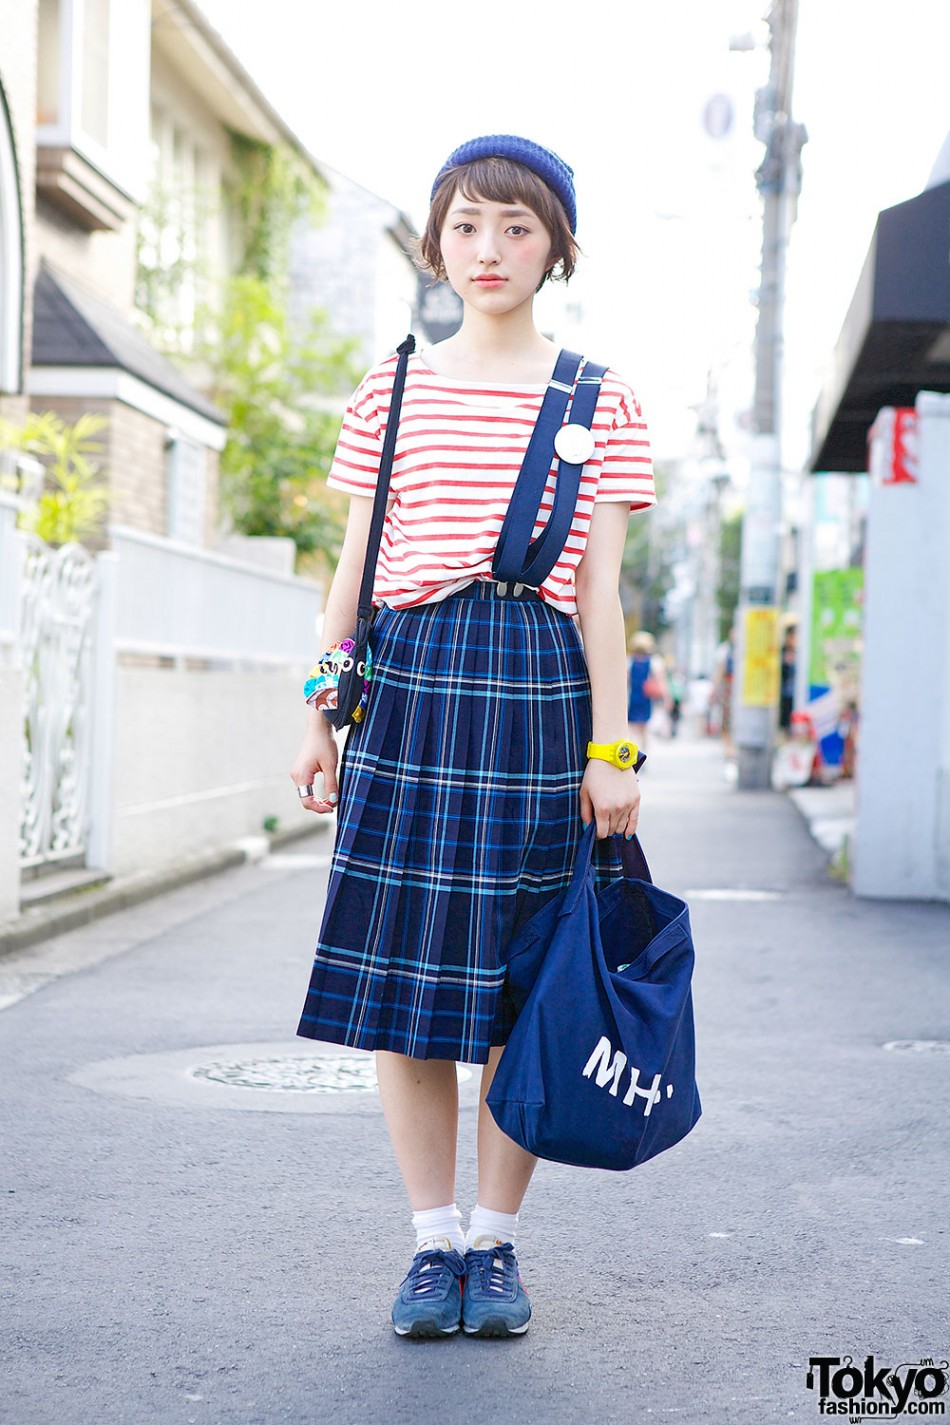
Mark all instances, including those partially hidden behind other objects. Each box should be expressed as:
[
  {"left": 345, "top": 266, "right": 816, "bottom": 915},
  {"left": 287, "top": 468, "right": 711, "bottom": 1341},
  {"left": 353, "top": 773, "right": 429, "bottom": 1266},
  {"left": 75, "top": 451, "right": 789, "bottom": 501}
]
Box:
[
  {"left": 465, "top": 1204, "right": 519, "bottom": 1251},
  {"left": 412, "top": 1203, "right": 464, "bottom": 1254}
]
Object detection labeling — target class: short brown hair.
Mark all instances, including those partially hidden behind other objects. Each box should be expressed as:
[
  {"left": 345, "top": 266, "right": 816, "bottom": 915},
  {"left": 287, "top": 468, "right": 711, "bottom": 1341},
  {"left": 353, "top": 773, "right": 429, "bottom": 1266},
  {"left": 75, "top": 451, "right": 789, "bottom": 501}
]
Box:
[{"left": 417, "top": 156, "right": 579, "bottom": 289}]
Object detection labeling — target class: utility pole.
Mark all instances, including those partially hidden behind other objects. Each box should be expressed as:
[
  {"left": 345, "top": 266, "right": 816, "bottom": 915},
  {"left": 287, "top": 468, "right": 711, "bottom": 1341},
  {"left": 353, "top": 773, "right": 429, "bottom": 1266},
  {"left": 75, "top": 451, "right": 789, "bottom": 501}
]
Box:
[{"left": 733, "top": 0, "right": 807, "bottom": 788}]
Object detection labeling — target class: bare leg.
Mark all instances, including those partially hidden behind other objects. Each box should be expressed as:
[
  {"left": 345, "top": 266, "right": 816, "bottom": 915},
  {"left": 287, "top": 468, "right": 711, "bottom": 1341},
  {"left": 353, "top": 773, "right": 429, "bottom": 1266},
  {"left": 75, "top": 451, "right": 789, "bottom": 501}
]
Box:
[
  {"left": 474, "top": 1046, "right": 538, "bottom": 1213},
  {"left": 375, "top": 1050, "right": 459, "bottom": 1210}
]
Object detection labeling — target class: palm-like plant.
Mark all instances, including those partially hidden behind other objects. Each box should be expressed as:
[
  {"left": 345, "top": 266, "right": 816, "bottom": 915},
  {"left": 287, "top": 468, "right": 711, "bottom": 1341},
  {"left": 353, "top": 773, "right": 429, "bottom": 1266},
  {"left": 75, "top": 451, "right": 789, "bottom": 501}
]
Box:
[{"left": 0, "top": 412, "right": 109, "bottom": 546}]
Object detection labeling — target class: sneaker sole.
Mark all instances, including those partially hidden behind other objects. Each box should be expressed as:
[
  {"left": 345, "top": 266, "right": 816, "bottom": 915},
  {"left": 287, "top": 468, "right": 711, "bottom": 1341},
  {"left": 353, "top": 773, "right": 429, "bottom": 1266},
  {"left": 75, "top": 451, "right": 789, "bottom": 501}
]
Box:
[
  {"left": 462, "top": 1316, "right": 530, "bottom": 1338},
  {"left": 393, "top": 1320, "right": 460, "bottom": 1339}
]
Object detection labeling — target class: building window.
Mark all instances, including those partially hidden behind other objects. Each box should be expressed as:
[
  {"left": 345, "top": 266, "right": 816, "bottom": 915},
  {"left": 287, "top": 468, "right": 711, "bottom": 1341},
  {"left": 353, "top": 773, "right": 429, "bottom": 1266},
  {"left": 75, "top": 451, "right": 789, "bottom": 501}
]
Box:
[
  {"left": 165, "top": 431, "right": 207, "bottom": 546},
  {"left": 36, "top": 0, "right": 62, "bottom": 126},
  {"left": 35, "top": 0, "right": 150, "bottom": 228},
  {"left": 81, "top": 0, "right": 110, "bottom": 147},
  {"left": 137, "top": 104, "right": 222, "bottom": 354}
]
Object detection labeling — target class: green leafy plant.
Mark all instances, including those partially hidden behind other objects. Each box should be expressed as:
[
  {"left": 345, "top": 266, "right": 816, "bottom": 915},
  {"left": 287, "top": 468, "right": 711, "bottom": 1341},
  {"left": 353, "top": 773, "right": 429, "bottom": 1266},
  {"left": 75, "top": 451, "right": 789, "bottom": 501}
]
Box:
[
  {"left": 717, "top": 510, "right": 743, "bottom": 643},
  {"left": 621, "top": 462, "right": 674, "bottom": 634},
  {"left": 135, "top": 128, "right": 354, "bottom": 571},
  {"left": 204, "top": 275, "right": 359, "bottom": 567},
  {"left": 226, "top": 132, "right": 325, "bottom": 288},
  {"left": 0, "top": 412, "right": 109, "bottom": 546},
  {"left": 830, "top": 832, "right": 852, "bottom": 885}
]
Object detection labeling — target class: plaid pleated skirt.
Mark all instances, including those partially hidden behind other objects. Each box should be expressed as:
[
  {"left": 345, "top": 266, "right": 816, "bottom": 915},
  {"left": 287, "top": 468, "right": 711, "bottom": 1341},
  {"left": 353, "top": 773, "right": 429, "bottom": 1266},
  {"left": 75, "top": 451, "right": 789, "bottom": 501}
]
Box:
[{"left": 297, "top": 581, "right": 617, "bottom": 1064}]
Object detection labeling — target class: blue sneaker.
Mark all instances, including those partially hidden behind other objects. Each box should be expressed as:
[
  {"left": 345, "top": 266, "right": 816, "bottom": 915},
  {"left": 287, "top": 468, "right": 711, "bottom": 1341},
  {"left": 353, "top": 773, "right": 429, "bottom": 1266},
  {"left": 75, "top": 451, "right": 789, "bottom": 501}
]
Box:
[
  {"left": 391, "top": 1242, "right": 466, "bottom": 1338},
  {"left": 462, "top": 1238, "right": 531, "bottom": 1337}
]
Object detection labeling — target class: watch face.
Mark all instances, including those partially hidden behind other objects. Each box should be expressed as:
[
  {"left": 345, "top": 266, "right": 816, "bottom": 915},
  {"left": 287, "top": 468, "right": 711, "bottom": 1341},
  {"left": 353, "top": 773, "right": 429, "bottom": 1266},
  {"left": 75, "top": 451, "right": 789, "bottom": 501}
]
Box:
[{"left": 617, "top": 742, "right": 633, "bottom": 766}]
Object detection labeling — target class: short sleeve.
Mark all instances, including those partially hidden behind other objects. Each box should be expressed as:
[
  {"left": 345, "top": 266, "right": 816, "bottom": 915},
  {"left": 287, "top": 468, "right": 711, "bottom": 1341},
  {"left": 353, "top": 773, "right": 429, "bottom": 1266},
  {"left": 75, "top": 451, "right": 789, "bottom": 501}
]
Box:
[
  {"left": 325, "top": 371, "right": 385, "bottom": 498},
  {"left": 595, "top": 379, "right": 656, "bottom": 512}
]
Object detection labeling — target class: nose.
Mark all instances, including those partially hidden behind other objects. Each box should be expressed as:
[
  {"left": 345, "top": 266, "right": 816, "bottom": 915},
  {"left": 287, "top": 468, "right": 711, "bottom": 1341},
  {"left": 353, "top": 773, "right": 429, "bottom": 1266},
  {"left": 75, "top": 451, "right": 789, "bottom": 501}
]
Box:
[{"left": 476, "top": 227, "right": 501, "bottom": 265}]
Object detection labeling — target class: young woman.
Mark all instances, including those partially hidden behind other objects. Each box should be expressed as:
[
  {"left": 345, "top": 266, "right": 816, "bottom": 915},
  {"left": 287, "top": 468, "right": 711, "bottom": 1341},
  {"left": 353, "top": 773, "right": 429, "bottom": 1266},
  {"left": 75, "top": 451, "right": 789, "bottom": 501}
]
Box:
[
  {"left": 290, "top": 134, "right": 655, "bottom": 1339},
  {"left": 627, "top": 629, "right": 670, "bottom": 751}
]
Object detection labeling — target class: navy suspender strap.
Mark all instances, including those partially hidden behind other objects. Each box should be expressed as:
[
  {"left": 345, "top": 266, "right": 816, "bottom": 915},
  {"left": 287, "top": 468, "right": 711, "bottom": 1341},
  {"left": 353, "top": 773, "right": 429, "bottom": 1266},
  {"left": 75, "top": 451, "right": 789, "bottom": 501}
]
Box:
[
  {"left": 491, "top": 348, "right": 580, "bottom": 585},
  {"left": 517, "top": 358, "right": 607, "bottom": 588},
  {"left": 491, "top": 350, "right": 608, "bottom": 589}
]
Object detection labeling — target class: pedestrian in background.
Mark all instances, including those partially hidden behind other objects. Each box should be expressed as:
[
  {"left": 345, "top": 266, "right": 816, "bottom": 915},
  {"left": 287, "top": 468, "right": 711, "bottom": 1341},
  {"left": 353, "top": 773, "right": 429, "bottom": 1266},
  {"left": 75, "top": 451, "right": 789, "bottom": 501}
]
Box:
[
  {"left": 626, "top": 629, "right": 668, "bottom": 751},
  {"left": 666, "top": 660, "right": 684, "bottom": 738},
  {"left": 711, "top": 626, "right": 736, "bottom": 759},
  {"left": 779, "top": 619, "right": 797, "bottom": 733},
  {"left": 290, "top": 135, "right": 655, "bottom": 1339}
]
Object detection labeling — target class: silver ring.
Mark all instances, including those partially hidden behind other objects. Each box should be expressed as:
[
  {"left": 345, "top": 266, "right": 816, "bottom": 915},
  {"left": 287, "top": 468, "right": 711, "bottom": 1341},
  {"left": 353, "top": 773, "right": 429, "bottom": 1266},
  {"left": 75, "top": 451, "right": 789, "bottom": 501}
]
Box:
[{"left": 297, "top": 784, "right": 314, "bottom": 798}]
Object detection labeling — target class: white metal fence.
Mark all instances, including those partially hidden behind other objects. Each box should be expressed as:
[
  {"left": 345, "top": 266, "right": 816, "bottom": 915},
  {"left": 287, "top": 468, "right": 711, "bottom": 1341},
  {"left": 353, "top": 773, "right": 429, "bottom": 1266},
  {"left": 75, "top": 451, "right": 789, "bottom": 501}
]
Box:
[
  {"left": 0, "top": 492, "right": 18, "bottom": 663},
  {"left": 18, "top": 534, "right": 98, "bottom": 868}
]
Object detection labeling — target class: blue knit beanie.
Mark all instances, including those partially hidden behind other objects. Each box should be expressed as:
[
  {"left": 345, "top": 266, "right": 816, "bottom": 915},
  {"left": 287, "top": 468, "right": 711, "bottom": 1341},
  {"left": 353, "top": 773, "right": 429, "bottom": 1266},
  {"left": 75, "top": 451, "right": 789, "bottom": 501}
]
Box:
[{"left": 431, "top": 134, "right": 577, "bottom": 233}]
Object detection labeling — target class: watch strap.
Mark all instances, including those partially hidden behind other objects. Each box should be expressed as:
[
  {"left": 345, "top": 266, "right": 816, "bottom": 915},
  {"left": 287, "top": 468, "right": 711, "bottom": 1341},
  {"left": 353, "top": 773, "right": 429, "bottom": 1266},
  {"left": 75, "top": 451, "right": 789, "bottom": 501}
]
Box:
[{"left": 586, "top": 739, "right": 640, "bottom": 768}]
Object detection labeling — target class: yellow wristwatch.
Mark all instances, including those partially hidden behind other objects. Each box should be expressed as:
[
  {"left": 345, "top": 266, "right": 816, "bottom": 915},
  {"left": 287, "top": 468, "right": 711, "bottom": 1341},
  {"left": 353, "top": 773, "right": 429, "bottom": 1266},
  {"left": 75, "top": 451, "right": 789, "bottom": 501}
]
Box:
[{"left": 586, "top": 739, "right": 638, "bottom": 769}]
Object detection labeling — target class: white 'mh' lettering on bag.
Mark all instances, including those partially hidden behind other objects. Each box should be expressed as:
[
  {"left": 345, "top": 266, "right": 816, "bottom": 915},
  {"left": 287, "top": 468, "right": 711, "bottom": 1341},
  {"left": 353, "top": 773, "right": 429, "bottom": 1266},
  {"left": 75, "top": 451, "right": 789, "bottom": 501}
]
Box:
[
  {"left": 582, "top": 1036, "right": 666, "bottom": 1117},
  {"left": 581, "top": 1036, "right": 627, "bottom": 1095}
]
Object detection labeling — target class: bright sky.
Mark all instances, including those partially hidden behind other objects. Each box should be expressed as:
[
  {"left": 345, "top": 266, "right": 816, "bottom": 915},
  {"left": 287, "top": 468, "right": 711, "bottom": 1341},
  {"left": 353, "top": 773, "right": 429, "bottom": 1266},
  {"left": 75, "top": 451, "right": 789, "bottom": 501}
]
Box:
[{"left": 199, "top": 0, "right": 950, "bottom": 470}]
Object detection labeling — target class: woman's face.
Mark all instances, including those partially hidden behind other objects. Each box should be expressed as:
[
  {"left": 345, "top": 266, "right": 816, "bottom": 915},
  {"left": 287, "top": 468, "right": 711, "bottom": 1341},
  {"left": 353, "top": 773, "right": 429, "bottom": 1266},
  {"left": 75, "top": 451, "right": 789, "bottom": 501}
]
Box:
[{"left": 438, "top": 189, "right": 553, "bottom": 315}]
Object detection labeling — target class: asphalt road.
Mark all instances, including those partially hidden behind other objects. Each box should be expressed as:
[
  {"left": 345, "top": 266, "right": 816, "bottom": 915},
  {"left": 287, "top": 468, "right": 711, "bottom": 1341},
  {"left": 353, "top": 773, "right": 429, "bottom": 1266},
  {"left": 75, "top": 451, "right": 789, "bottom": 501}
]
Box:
[{"left": 2, "top": 737, "right": 948, "bottom": 1425}]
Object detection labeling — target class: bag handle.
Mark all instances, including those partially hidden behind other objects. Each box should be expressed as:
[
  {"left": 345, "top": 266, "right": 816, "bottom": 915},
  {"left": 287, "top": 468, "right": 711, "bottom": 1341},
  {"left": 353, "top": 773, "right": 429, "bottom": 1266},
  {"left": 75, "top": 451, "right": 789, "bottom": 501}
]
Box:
[
  {"left": 562, "top": 816, "right": 653, "bottom": 916},
  {"left": 355, "top": 334, "right": 415, "bottom": 623},
  {"left": 492, "top": 352, "right": 606, "bottom": 587}
]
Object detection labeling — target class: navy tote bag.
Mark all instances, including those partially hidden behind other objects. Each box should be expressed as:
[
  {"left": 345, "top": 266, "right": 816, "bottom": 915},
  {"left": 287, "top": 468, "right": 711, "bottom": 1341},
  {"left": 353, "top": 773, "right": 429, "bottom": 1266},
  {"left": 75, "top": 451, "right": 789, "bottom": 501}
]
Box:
[{"left": 487, "top": 823, "right": 701, "bottom": 1171}]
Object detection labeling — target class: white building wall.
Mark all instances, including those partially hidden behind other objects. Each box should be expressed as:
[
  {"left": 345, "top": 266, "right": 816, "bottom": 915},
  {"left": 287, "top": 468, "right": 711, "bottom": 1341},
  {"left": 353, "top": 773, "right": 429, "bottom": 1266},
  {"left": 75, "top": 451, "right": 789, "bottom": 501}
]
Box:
[
  {"left": 854, "top": 391, "right": 950, "bottom": 900},
  {"left": 0, "top": 667, "right": 22, "bottom": 920},
  {"left": 290, "top": 168, "right": 416, "bottom": 369},
  {"left": 96, "top": 526, "right": 320, "bottom": 877},
  {"left": 0, "top": 493, "right": 23, "bottom": 920},
  {"left": 374, "top": 229, "right": 417, "bottom": 359},
  {"left": 111, "top": 665, "right": 307, "bottom": 876}
]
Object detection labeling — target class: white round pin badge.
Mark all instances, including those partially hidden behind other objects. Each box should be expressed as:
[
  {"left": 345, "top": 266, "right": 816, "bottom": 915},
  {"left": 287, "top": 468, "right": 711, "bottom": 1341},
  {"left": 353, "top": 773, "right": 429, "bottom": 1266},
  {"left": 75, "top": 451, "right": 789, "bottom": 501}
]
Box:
[{"left": 554, "top": 423, "right": 596, "bottom": 465}]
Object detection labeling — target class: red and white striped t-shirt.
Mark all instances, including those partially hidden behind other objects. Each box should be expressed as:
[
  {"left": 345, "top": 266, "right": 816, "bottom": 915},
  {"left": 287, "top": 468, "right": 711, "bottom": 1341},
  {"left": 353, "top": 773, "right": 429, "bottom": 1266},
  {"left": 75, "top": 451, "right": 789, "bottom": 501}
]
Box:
[{"left": 326, "top": 351, "right": 655, "bottom": 616}]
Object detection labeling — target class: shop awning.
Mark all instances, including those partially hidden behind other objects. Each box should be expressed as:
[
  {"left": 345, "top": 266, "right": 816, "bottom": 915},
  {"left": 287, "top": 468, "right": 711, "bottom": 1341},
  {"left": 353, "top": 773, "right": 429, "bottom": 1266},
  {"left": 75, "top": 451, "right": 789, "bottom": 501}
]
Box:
[{"left": 808, "top": 177, "right": 950, "bottom": 473}]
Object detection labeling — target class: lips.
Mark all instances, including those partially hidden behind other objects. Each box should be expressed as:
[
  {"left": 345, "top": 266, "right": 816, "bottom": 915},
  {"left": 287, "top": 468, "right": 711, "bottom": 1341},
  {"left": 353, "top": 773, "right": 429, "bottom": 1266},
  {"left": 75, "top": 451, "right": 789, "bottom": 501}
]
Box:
[{"left": 473, "top": 276, "right": 506, "bottom": 286}]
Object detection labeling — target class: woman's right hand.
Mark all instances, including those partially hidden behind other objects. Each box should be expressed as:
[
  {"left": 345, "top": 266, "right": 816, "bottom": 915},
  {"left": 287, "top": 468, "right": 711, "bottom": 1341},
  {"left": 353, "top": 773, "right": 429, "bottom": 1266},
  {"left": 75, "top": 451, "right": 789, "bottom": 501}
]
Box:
[{"left": 290, "top": 717, "right": 339, "bottom": 814}]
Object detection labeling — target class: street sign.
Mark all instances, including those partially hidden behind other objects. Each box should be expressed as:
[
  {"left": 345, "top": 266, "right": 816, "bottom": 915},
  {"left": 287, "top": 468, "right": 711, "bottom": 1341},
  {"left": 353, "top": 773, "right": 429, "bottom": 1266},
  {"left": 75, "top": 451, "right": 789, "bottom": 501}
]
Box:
[
  {"left": 416, "top": 277, "right": 463, "bottom": 343},
  {"left": 740, "top": 606, "right": 780, "bottom": 707}
]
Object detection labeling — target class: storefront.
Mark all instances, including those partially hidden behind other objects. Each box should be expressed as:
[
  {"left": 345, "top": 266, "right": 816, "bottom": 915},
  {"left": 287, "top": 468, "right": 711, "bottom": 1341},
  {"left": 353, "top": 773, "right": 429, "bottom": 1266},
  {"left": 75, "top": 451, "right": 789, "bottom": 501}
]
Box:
[{"left": 804, "top": 171, "right": 950, "bottom": 900}]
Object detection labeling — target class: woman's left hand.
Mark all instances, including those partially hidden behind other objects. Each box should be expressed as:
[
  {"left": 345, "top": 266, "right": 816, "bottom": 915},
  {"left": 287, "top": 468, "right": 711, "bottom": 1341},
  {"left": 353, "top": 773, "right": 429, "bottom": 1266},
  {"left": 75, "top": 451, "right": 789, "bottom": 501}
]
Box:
[{"left": 579, "top": 760, "right": 641, "bottom": 840}]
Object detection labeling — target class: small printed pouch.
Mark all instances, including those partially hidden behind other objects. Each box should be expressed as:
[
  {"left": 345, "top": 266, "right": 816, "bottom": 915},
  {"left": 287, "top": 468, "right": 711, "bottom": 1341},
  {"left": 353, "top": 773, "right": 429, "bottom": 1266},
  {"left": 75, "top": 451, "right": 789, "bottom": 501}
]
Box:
[{"left": 304, "top": 638, "right": 373, "bottom": 723}]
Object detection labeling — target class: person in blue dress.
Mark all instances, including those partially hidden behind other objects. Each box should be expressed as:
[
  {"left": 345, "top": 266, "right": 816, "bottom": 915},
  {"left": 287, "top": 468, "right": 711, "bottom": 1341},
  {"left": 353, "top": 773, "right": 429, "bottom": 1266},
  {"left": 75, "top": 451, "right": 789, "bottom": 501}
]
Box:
[{"left": 627, "top": 630, "right": 667, "bottom": 750}]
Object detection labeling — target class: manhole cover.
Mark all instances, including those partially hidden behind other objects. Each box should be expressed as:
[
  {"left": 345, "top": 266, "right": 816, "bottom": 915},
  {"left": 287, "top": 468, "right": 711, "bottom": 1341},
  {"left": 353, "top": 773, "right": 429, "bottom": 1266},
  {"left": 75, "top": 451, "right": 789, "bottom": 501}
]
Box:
[
  {"left": 882, "top": 1040, "right": 950, "bottom": 1055},
  {"left": 187, "top": 1055, "right": 475, "bottom": 1095},
  {"left": 69, "top": 1042, "right": 479, "bottom": 1115},
  {"left": 189, "top": 1055, "right": 380, "bottom": 1093}
]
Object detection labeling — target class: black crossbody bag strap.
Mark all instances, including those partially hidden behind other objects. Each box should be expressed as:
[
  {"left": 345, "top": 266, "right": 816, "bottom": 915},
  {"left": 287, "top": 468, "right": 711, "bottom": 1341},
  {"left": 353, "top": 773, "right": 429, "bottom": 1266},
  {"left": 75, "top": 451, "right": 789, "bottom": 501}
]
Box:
[{"left": 355, "top": 333, "right": 415, "bottom": 623}]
